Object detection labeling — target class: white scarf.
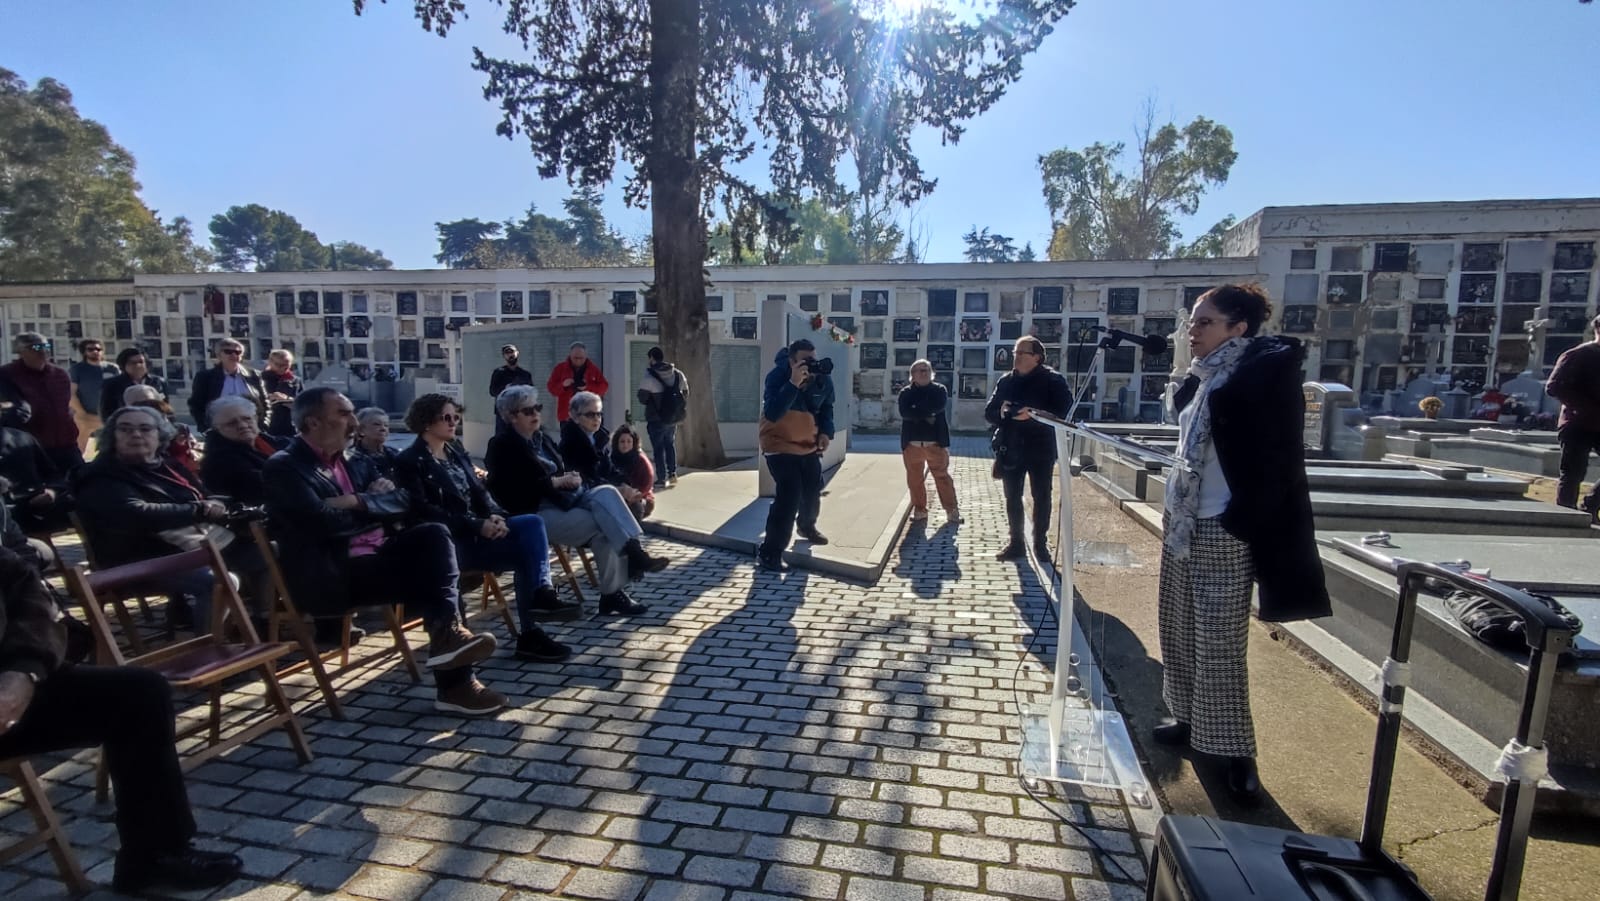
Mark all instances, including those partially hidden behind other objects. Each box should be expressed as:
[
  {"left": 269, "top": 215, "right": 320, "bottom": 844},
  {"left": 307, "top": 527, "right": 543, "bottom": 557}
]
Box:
[{"left": 1163, "top": 336, "right": 1249, "bottom": 561}]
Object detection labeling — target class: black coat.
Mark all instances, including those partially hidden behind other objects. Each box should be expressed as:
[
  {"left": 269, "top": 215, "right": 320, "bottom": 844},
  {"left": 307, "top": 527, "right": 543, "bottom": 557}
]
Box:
[
  {"left": 1174, "top": 335, "right": 1330, "bottom": 623},
  {"left": 984, "top": 365, "right": 1073, "bottom": 464},
  {"left": 394, "top": 438, "right": 503, "bottom": 544},
  {"left": 0, "top": 425, "right": 65, "bottom": 500},
  {"left": 897, "top": 382, "right": 951, "bottom": 448},
  {"left": 70, "top": 455, "right": 208, "bottom": 568},
  {"left": 262, "top": 438, "right": 405, "bottom": 616},
  {"left": 99, "top": 372, "right": 168, "bottom": 420},
  {"left": 485, "top": 430, "right": 569, "bottom": 515},
  {"left": 188, "top": 364, "right": 266, "bottom": 430},
  {"left": 200, "top": 431, "right": 290, "bottom": 506},
  {"left": 559, "top": 419, "right": 615, "bottom": 486},
  {"left": 261, "top": 369, "right": 302, "bottom": 437}
]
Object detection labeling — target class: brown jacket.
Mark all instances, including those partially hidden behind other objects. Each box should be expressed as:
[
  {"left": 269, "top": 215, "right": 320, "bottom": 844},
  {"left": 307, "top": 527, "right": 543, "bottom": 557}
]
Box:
[{"left": 1546, "top": 340, "right": 1600, "bottom": 431}]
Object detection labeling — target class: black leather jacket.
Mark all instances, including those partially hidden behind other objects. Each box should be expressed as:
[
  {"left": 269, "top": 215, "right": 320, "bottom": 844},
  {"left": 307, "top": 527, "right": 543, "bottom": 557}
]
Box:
[
  {"left": 394, "top": 438, "right": 504, "bottom": 543},
  {"left": 485, "top": 430, "right": 569, "bottom": 515},
  {"left": 200, "top": 431, "right": 290, "bottom": 506}
]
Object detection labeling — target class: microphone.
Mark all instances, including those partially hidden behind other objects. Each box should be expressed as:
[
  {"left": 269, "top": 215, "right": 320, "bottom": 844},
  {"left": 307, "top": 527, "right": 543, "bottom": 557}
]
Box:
[{"left": 1091, "top": 325, "right": 1169, "bottom": 354}]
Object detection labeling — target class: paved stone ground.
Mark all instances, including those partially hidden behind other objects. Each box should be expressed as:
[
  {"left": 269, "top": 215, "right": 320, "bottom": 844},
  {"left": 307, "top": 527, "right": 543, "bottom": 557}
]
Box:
[{"left": 0, "top": 438, "right": 1149, "bottom": 900}]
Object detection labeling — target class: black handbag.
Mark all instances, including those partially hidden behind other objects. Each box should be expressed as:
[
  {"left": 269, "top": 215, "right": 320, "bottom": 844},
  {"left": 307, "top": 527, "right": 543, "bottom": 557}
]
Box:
[{"left": 1443, "top": 587, "right": 1582, "bottom": 653}]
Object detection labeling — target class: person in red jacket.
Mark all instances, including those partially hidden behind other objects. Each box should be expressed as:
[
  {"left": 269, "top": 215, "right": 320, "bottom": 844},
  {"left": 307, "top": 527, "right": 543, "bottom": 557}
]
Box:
[
  {"left": 0, "top": 332, "right": 82, "bottom": 473},
  {"left": 1546, "top": 314, "right": 1600, "bottom": 518},
  {"left": 609, "top": 424, "right": 656, "bottom": 521},
  {"left": 546, "top": 342, "right": 608, "bottom": 422}
]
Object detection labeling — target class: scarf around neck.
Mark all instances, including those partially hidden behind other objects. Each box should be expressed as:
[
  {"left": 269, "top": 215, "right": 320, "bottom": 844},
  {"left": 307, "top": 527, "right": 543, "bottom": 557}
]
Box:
[{"left": 1162, "top": 336, "right": 1250, "bottom": 561}]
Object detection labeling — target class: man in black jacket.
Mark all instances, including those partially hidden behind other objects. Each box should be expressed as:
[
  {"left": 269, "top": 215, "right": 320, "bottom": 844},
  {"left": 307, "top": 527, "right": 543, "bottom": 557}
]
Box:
[
  {"left": 984, "top": 336, "right": 1072, "bottom": 565},
  {"left": 263, "top": 388, "right": 504, "bottom": 716},
  {"left": 489, "top": 344, "right": 533, "bottom": 437},
  {"left": 0, "top": 546, "right": 242, "bottom": 893},
  {"left": 187, "top": 339, "right": 265, "bottom": 431},
  {"left": 0, "top": 424, "right": 72, "bottom": 534}
]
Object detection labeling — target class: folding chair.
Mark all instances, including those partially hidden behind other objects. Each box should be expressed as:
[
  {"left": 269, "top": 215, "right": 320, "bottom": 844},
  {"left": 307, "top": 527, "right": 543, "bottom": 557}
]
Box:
[
  {"left": 552, "top": 546, "right": 597, "bottom": 604},
  {"left": 0, "top": 758, "right": 90, "bottom": 893},
  {"left": 250, "top": 523, "right": 421, "bottom": 721},
  {"left": 463, "top": 570, "right": 517, "bottom": 632},
  {"left": 64, "top": 540, "right": 311, "bottom": 797},
  {"left": 66, "top": 513, "right": 154, "bottom": 654}
]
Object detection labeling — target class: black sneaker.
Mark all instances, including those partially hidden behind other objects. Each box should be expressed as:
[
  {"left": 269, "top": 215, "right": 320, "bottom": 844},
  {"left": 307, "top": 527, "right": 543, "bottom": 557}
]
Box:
[
  {"left": 113, "top": 845, "right": 242, "bottom": 893},
  {"left": 599, "top": 591, "right": 649, "bottom": 616},
  {"left": 526, "top": 585, "right": 582, "bottom": 622},
  {"left": 798, "top": 528, "right": 829, "bottom": 546},
  {"left": 756, "top": 552, "right": 790, "bottom": 573},
  {"left": 1034, "top": 541, "right": 1054, "bottom": 567},
  {"left": 653, "top": 479, "right": 668, "bottom": 490},
  {"left": 515, "top": 628, "right": 573, "bottom": 662}
]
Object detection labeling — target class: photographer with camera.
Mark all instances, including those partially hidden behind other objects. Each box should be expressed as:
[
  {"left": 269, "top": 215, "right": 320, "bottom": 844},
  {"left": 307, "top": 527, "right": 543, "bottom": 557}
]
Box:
[
  {"left": 546, "top": 341, "right": 609, "bottom": 423},
  {"left": 756, "top": 340, "right": 835, "bottom": 572},
  {"left": 984, "top": 336, "right": 1071, "bottom": 565}
]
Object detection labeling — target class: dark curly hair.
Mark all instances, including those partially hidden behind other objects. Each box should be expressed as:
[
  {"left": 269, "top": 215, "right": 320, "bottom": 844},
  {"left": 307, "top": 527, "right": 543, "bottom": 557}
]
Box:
[
  {"left": 1197, "top": 283, "right": 1274, "bottom": 337},
  {"left": 115, "top": 346, "right": 146, "bottom": 370},
  {"left": 405, "top": 393, "right": 463, "bottom": 434}
]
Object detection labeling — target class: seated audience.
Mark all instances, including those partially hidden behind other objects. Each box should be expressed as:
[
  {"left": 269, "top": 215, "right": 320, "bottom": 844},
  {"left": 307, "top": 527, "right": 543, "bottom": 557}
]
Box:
[
  {"left": 558, "top": 391, "right": 615, "bottom": 485},
  {"left": 263, "top": 387, "right": 511, "bottom": 715},
  {"left": 0, "top": 423, "right": 72, "bottom": 535},
  {"left": 608, "top": 424, "right": 656, "bottom": 521},
  {"left": 485, "top": 385, "right": 666, "bottom": 617},
  {"left": 126, "top": 385, "right": 200, "bottom": 480},
  {"left": 349, "top": 407, "right": 399, "bottom": 480},
  {"left": 200, "top": 396, "right": 289, "bottom": 506},
  {"left": 0, "top": 546, "right": 243, "bottom": 893},
  {"left": 99, "top": 348, "right": 168, "bottom": 421},
  {"left": 71, "top": 406, "right": 269, "bottom": 631},
  {"left": 395, "top": 395, "right": 579, "bottom": 658}
]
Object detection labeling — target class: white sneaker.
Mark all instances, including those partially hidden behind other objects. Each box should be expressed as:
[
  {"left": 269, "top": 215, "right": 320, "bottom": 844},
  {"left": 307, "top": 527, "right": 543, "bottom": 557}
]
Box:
[{"left": 910, "top": 508, "right": 928, "bottom": 521}]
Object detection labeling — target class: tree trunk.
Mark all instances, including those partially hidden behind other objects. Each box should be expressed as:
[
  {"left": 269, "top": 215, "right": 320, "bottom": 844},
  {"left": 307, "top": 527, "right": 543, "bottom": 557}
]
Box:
[{"left": 648, "top": 0, "right": 726, "bottom": 469}]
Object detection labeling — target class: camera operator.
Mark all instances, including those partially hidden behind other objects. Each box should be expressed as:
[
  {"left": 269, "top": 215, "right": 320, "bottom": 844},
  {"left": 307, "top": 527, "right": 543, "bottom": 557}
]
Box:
[
  {"left": 756, "top": 339, "right": 835, "bottom": 572},
  {"left": 984, "top": 336, "right": 1071, "bottom": 565}
]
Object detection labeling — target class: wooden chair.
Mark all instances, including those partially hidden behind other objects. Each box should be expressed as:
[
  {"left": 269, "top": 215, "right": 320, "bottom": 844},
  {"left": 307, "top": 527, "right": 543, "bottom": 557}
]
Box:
[
  {"left": 66, "top": 514, "right": 156, "bottom": 654},
  {"left": 64, "top": 540, "right": 311, "bottom": 795},
  {"left": 250, "top": 523, "right": 421, "bottom": 721},
  {"left": 552, "top": 546, "right": 597, "bottom": 604},
  {"left": 463, "top": 570, "right": 517, "bottom": 632},
  {"left": 0, "top": 758, "right": 89, "bottom": 893}
]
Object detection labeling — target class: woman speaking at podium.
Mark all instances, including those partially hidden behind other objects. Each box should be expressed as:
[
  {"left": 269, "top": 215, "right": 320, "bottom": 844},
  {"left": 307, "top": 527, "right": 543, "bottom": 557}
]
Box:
[{"left": 1154, "top": 283, "right": 1330, "bottom": 803}]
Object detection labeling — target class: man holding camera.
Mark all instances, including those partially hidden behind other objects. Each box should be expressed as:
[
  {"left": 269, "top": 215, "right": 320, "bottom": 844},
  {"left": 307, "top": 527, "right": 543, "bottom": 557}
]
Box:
[{"left": 756, "top": 339, "right": 835, "bottom": 572}]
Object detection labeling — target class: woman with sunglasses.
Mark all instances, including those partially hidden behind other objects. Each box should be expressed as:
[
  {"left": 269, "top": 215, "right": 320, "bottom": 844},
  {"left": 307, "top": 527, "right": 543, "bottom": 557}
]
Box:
[
  {"left": 394, "top": 394, "right": 575, "bottom": 662},
  {"left": 484, "top": 385, "right": 667, "bottom": 619},
  {"left": 1154, "top": 283, "right": 1330, "bottom": 803}
]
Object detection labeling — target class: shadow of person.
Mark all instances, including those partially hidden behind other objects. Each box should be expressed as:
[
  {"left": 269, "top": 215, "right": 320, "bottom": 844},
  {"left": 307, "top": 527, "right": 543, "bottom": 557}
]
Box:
[{"left": 891, "top": 520, "right": 962, "bottom": 599}]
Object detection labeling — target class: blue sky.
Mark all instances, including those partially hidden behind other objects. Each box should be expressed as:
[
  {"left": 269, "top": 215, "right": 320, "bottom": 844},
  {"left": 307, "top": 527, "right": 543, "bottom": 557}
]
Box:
[{"left": 3, "top": 0, "right": 1598, "bottom": 269}]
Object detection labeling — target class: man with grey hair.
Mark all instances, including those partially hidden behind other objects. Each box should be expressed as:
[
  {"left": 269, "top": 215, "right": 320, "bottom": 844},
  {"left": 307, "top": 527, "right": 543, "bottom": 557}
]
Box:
[
  {"left": 187, "top": 339, "right": 265, "bottom": 431},
  {"left": 546, "top": 341, "right": 608, "bottom": 422},
  {"left": 1547, "top": 313, "right": 1600, "bottom": 519},
  {"left": 0, "top": 331, "right": 81, "bottom": 472}
]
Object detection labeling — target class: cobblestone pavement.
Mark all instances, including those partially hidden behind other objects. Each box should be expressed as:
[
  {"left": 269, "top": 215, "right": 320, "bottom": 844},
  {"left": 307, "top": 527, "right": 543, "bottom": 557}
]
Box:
[{"left": 1, "top": 438, "right": 1149, "bottom": 900}]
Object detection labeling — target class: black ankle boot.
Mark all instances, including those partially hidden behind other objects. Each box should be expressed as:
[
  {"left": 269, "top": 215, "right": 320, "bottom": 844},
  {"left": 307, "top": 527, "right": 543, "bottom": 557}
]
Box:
[
  {"left": 1226, "top": 756, "right": 1260, "bottom": 803},
  {"left": 623, "top": 539, "right": 669, "bottom": 581},
  {"left": 1033, "top": 536, "right": 1053, "bottom": 566},
  {"left": 996, "top": 540, "right": 1026, "bottom": 561},
  {"left": 1152, "top": 719, "right": 1190, "bottom": 746}
]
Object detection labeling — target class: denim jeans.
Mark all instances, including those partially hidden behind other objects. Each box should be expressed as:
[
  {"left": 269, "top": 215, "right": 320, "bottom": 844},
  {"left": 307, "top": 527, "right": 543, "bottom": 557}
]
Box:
[
  {"left": 647, "top": 421, "right": 677, "bottom": 479},
  {"left": 453, "top": 513, "right": 552, "bottom": 633},
  {"left": 538, "top": 485, "right": 639, "bottom": 596}
]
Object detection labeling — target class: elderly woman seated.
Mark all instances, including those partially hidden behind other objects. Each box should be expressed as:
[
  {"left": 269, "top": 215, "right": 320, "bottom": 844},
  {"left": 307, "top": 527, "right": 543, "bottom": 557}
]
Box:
[
  {"left": 71, "top": 406, "right": 271, "bottom": 631},
  {"left": 200, "top": 396, "right": 289, "bottom": 506},
  {"left": 486, "top": 385, "right": 668, "bottom": 618},
  {"left": 560, "top": 389, "right": 648, "bottom": 511},
  {"left": 126, "top": 384, "right": 200, "bottom": 479},
  {"left": 394, "top": 394, "right": 575, "bottom": 662},
  {"left": 349, "top": 407, "right": 399, "bottom": 479}
]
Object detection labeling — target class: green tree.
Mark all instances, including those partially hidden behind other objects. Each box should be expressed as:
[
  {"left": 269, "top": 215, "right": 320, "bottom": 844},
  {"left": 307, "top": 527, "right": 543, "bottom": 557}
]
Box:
[
  {"left": 1174, "top": 214, "right": 1238, "bottom": 259},
  {"left": 208, "top": 204, "right": 329, "bottom": 272},
  {"left": 962, "top": 226, "right": 1020, "bottom": 263},
  {"left": 1040, "top": 109, "right": 1237, "bottom": 260},
  {"left": 328, "top": 240, "right": 393, "bottom": 270},
  {"left": 434, "top": 218, "right": 504, "bottom": 268},
  {"left": 0, "top": 68, "right": 206, "bottom": 280},
  {"left": 361, "top": 0, "right": 1075, "bottom": 467}
]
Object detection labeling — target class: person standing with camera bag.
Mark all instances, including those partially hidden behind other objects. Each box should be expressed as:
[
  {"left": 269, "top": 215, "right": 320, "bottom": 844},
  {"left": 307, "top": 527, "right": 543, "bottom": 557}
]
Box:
[
  {"left": 984, "top": 336, "right": 1071, "bottom": 565},
  {"left": 756, "top": 339, "right": 835, "bottom": 572}
]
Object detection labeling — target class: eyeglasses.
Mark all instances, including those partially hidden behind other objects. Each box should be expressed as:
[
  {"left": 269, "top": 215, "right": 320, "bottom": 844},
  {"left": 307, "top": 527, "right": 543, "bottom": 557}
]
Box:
[
  {"left": 83, "top": 346, "right": 103, "bottom": 352},
  {"left": 438, "top": 413, "right": 462, "bottom": 423},
  {"left": 220, "top": 347, "right": 242, "bottom": 356},
  {"left": 578, "top": 411, "right": 603, "bottom": 420},
  {"left": 516, "top": 405, "right": 542, "bottom": 416},
  {"left": 26, "top": 343, "right": 51, "bottom": 352},
  {"left": 1015, "top": 349, "right": 1041, "bottom": 357},
  {"left": 115, "top": 424, "right": 156, "bottom": 435}
]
